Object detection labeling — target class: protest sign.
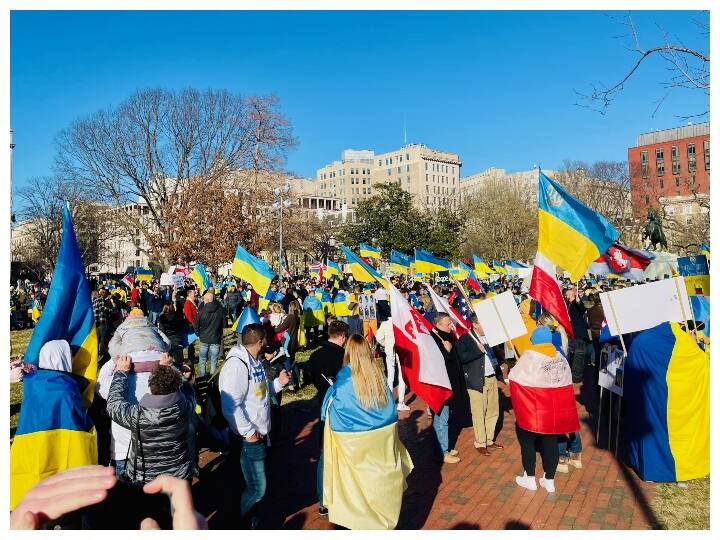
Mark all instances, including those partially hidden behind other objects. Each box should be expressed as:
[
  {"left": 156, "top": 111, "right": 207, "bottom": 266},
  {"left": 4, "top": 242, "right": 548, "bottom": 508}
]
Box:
[
  {"left": 358, "top": 294, "right": 376, "bottom": 320},
  {"left": 433, "top": 271, "right": 450, "bottom": 285},
  {"left": 598, "top": 346, "right": 624, "bottom": 396},
  {"left": 472, "top": 290, "right": 526, "bottom": 347},
  {"left": 159, "top": 273, "right": 174, "bottom": 286},
  {"left": 600, "top": 277, "right": 692, "bottom": 336},
  {"left": 677, "top": 255, "right": 710, "bottom": 296},
  {"left": 171, "top": 274, "right": 186, "bottom": 288}
]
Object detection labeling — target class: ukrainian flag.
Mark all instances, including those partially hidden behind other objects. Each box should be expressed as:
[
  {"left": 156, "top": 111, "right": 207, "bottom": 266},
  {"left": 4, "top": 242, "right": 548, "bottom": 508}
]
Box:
[
  {"left": 302, "top": 294, "right": 325, "bottom": 327},
  {"left": 10, "top": 368, "right": 98, "bottom": 509},
  {"left": 333, "top": 291, "right": 350, "bottom": 317},
  {"left": 135, "top": 267, "right": 153, "bottom": 282},
  {"left": 189, "top": 263, "right": 212, "bottom": 293},
  {"left": 359, "top": 243, "right": 382, "bottom": 260},
  {"left": 340, "top": 245, "right": 388, "bottom": 287},
  {"left": 231, "top": 243, "right": 276, "bottom": 297},
  {"left": 326, "top": 259, "right": 342, "bottom": 278},
  {"left": 624, "top": 322, "right": 709, "bottom": 482},
  {"left": 389, "top": 250, "right": 412, "bottom": 275},
  {"left": 414, "top": 249, "right": 449, "bottom": 274},
  {"left": 491, "top": 259, "right": 507, "bottom": 275},
  {"left": 259, "top": 289, "right": 284, "bottom": 312},
  {"left": 23, "top": 204, "right": 97, "bottom": 407},
  {"left": 31, "top": 301, "right": 42, "bottom": 322},
  {"left": 538, "top": 170, "right": 619, "bottom": 282},
  {"left": 699, "top": 242, "right": 710, "bottom": 260},
  {"left": 472, "top": 255, "right": 493, "bottom": 277},
  {"left": 449, "top": 261, "right": 471, "bottom": 281}
]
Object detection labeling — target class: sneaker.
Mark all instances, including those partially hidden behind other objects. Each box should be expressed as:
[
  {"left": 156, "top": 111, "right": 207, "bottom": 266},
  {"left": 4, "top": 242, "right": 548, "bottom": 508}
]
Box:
[
  {"left": 448, "top": 449, "right": 459, "bottom": 456},
  {"left": 539, "top": 474, "right": 555, "bottom": 493},
  {"left": 568, "top": 452, "right": 582, "bottom": 469},
  {"left": 397, "top": 402, "right": 410, "bottom": 411},
  {"left": 556, "top": 458, "right": 569, "bottom": 474},
  {"left": 515, "top": 472, "right": 537, "bottom": 491},
  {"left": 443, "top": 452, "right": 461, "bottom": 464},
  {"left": 426, "top": 407, "right": 432, "bottom": 418},
  {"left": 318, "top": 506, "right": 329, "bottom": 517}
]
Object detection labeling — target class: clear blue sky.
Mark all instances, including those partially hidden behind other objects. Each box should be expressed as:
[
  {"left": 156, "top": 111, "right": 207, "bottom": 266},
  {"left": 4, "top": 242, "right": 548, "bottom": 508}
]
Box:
[{"left": 11, "top": 10, "right": 709, "bottom": 194}]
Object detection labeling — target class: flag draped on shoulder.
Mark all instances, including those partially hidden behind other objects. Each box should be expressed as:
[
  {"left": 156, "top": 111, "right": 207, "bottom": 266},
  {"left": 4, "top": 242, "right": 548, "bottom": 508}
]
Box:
[
  {"left": 538, "top": 169, "right": 619, "bottom": 282},
  {"left": 340, "top": 245, "right": 388, "bottom": 287},
  {"left": 231, "top": 243, "right": 276, "bottom": 297},
  {"left": 302, "top": 294, "right": 326, "bottom": 327},
  {"left": 358, "top": 243, "right": 382, "bottom": 259},
  {"left": 189, "top": 263, "right": 212, "bottom": 293},
  {"left": 23, "top": 203, "right": 98, "bottom": 406},
  {"left": 414, "top": 249, "right": 450, "bottom": 274},
  {"left": 389, "top": 283, "right": 452, "bottom": 413},
  {"left": 529, "top": 252, "right": 574, "bottom": 338}
]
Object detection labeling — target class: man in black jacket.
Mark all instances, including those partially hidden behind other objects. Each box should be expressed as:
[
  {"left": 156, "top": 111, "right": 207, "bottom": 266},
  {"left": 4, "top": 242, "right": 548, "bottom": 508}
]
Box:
[
  {"left": 225, "top": 285, "right": 242, "bottom": 323},
  {"left": 194, "top": 290, "right": 225, "bottom": 378},
  {"left": 564, "top": 287, "right": 588, "bottom": 385},
  {"left": 455, "top": 314, "right": 504, "bottom": 456},
  {"left": 301, "top": 319, "right": 349, "bottom": 517}
]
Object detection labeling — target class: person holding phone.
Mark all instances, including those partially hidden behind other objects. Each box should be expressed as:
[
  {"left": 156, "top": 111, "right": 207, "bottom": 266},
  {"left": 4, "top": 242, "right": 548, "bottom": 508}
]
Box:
[{"left": 219, "top": 323, "right": 291, "bottom": 529}]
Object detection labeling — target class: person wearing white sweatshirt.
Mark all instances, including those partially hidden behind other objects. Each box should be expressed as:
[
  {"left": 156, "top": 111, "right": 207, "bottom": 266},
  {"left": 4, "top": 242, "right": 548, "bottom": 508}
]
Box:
[
  {"left": 219, "top": 323, "right": 290, "bottom": 528},
  {"left": 374, "top": 298, "right": 409, "bottom": 412}
]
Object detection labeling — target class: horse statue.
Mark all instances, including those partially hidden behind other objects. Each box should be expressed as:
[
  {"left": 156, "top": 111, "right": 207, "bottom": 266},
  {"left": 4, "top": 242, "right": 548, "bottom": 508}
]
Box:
[{"left": 642, "top": 209, "right": 668, "bottom": 251}]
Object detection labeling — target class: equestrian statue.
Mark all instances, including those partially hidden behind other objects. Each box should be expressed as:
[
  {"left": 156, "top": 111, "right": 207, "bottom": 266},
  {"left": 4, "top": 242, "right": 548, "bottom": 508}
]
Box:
[{"left": 642, "top": 209, "right": 668, "bottom": 251}]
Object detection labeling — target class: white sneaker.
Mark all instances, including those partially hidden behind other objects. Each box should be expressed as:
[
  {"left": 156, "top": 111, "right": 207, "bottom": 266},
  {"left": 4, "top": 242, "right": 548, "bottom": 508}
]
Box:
[
  {"left": 539, "top": 474, "right": 555, "bottom": 493},
  {"left": 397, "top": 402, "right": 410, "bottom": 411},
  {"left": 515, "top": 473, "right": 537, "bottom": 491}
]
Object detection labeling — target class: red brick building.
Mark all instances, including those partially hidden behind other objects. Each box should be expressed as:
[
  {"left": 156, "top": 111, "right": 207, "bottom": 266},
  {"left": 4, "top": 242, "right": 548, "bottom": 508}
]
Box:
[{"left": 628, "top": 122, "right": 710, "bottom": 220}]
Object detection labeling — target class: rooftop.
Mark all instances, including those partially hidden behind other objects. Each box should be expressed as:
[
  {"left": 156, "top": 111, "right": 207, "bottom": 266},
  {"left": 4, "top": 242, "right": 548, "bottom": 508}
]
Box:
[{"left": 635, "top": 122, "right": 709, "bottom": 147}]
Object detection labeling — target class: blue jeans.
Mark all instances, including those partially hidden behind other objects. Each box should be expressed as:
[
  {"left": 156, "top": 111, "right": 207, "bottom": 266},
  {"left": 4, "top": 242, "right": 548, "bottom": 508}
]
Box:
[
  {"left": 240, "top": 439, "right": 267, "bottom": 517},
  {"left": 432, "top": 404, "right": 450, "bottom": 455},
  {"left": 198, "top": 342, "right": 220, "bottom": 377},
  {"left": 111, "top": 459, "right": 126, "bottom": 477},
  {"left": 147, "top": 311, "right": 161, "bottom": 326},
  {"left": 558, "top": 431, "right": 583, "bottom": 457},
  {"left": 317, "top": 449, "right": 324, "bottom": 507}
]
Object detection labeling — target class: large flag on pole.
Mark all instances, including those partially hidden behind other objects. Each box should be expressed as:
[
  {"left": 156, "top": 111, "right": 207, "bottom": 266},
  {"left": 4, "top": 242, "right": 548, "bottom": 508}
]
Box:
[
  {"left": 231, "top": 243, "right": 276, "bottom": 297},
  {"left": 414, "top": 249, "right": 450, "bottom": 274},
  {"left": 424, "top": 283, "right": 470, "bottom": 337},
  {"left": 538, "top": 169, "right": 619, "bottom": 282},
  {"left": 588, "top": 242, "right": 654, "bottom": 282},
  {"left": 389, "top": 250, "right": 412, "bottom": 275},
  {"left": 358, "top": 243, "right": 382, "bottom": 259},
  {"left": 389, "top": 283, "right": 452, "bottom": 413},
  {"left": 189, "top": 263, "right": 212, "bottom": 293},
  {"left": 340, "top": 245, "right": 388, "bottom": 287},
  {"left": 472, "top": 255, "right": 493, "bottom": 277},
  {"left": 529, "top": 252, "right": 574, "bottom": 338},
  {"left": 22, "top": 203, "right": 98, "bottom": 406},
  {"left": 326, "top": 259, "right": 342, "bottom": 278}
]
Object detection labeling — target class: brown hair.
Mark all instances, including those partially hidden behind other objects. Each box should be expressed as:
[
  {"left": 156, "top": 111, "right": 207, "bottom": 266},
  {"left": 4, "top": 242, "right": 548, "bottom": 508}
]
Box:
[{"left": 149, "top": 365, "right": 182, "bottom": 395}]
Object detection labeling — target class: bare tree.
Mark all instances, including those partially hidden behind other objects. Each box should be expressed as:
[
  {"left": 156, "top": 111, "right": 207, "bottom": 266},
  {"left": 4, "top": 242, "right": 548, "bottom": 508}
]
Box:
[
  {"left": 54, "top": 89, "right": 296, "bottom": 267},
  {"left": 577, "top": 12, "right": 709, "bottom": 118}
]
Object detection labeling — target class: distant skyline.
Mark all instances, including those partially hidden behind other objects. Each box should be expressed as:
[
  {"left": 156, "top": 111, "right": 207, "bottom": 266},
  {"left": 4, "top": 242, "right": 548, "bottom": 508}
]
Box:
[{"left": 10, "top": 10, "right": 709, "bottom": 196}]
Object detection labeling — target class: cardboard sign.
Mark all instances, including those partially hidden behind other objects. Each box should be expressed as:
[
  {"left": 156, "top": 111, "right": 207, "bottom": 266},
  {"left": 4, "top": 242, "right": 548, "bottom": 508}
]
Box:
[
  {"left": 171, "top": 274, "right": 186, "bottom": 288},
  {"left": 358, "top": 294, "right": 377, "bottom": 320},
  {"left": 472, "top": 290, "right": 527, "bottom": 347},
  {"left": 433, "top": 271, "right": 450, "bottom": 285},
  {"left": 600, "top": 277, "right": 692, "bottom": 336},
  {"left": 677, "top": 255, "right": 709, "bottom": 277},
  {"left": 159, "top": 273, "right": 174, "bottom": 286}
]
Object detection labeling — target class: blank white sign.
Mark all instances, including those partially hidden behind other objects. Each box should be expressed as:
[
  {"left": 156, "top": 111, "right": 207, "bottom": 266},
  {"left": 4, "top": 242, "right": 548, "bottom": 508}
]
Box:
[
  {"left": 600, "top": 277, "right": 692, "bottom": 336},
  {"left": 473, "top": 291, "right": 527, "bottom": 347}
]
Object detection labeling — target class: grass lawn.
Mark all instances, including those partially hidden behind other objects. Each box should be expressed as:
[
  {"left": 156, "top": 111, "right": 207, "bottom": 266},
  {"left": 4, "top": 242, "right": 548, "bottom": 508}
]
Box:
[{"left": 651, "top": 476, "right": 710, "bottom": 529}]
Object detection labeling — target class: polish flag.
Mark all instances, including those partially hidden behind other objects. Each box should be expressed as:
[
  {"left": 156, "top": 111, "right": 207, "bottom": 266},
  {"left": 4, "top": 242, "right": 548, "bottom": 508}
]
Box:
[
  {"left": 389, "top": 283, "right": 452, "bottom": 413},
  {"left": 509, "top": 345, "right": 580, "bottom": 434},
  {"left": 424, "top": 284, "right": 470, "bottom": 337},
  {"left": 529, "top": 252, "right": 574, "bottom": 338}
]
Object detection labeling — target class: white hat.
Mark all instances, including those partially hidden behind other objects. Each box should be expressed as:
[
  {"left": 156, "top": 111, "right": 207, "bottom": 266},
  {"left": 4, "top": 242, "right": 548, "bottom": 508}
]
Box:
[{"left": 39, "top": 340, "right": 72, "bottom": 373}]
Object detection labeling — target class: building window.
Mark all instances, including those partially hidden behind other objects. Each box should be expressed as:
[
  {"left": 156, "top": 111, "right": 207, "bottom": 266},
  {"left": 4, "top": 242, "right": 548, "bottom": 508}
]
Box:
[
  {"left": 388, "top": 169, "right": 391, "bottom": 176},
  {"left": 675, "top": 177, "right": 680, "bottom": 187},
  {"left": 671, "top": 146, "right": 680, "bottom": 174},
  {"left": 656, "top": 148, "right": 664, "bottom": 176},
  {"left": 406, "top": 165, "right": 410, "bottom": 172},
  {"left": 659, "top": 178, "right": 664, "bottom": 189},
  {"left": 640, "top": 150, "right": 649, "bottom": 178},
  {"left": 378, "top": 160, "right": 382, "bottom": 166},
  {"left": 397, "top": 166, "right": 401, "bottom": 173},
  {"left": 687, "top": 143, "right": 696, "bottom": 172},
  {"left": 703, "top": 140, "right": 710, "bottom": 170},
  {"left": 645, "top": 195, "right": 650, "bottom": 205},
  {"left": 406, "top": 153, "right": 410, "bottom": 160},
  {"left": 425, "top": 162, "right": 428, "bottom": 171}
]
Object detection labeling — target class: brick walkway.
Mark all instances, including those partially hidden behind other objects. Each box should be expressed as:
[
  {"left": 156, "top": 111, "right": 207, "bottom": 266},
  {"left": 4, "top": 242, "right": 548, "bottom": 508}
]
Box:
[{"left": 192, "top": 368, "right": 660, "bottom": 530}]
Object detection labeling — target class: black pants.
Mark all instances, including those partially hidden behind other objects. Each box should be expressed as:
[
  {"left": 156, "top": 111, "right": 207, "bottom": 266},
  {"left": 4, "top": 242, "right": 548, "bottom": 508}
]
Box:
[
  {"left": 568, "top": 338, "right": 587, "bottom": 383},
  {"left": 515, "top": 425, "right": 559, "bottom": 480}
]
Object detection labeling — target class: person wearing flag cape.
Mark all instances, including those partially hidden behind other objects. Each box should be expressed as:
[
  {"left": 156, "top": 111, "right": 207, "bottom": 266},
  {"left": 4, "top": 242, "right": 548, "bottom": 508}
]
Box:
[{"left": 320, "top": 334, "right": 413, "bottom": 529}]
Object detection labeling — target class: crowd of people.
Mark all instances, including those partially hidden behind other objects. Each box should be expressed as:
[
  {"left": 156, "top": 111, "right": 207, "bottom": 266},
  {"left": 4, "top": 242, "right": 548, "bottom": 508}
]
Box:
[{"left": 10, "top": 263, "right": 705, "bottom": 530}]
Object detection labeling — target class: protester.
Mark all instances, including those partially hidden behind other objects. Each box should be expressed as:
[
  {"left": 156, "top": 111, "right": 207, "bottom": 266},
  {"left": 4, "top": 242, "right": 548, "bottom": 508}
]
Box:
[
  {"left": 106, "top": 356, "right": 197, "bottom": 483},
  {"left": 455, "top": 314, "right": 504, "bottom": 455},
  {"left": 320, "top": 334, "right": 413, "bottom": 529},
  {"left": 564, "top": 287, "right": 589, "bottom": 387},
  {"left": 273, "top": 300, "right": 301, "bottom": 389},
  {"left": 225, "top": 285, "right": 242, "bottom": 323},
  {"left": 194, "top": 290, "right": 225, "bottom": 378},
  {"left": 183, "top": 289, "right": 199, "bottom": 363},
  {"left": 158, "top": 301, "right": 185, "bottom": 367},
  {"left": 374, "top": 301, "right": 409, "bottom": 411},
  {"left": 219, "top": 323, "right": 291, "bottom": 529},
  {"left": 145, "top": 285, "right": 164, "bottom": 327},
  {"left": 92, "top": 288, "right": 112, "bottom": 364}
]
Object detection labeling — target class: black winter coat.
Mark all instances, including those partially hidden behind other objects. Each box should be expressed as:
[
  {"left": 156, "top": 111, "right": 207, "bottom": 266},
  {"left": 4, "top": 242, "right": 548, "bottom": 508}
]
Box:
[
  {"left": 455, "top": 331, "right": 503, "bottom": 392},
  {"left": 158, "top": 311, "right": 183, "bottom": 347},
  {"left": 194, "top": 299, "right": 225, "bottom": 345},
  {"left": 303, "top": 340, "right": 345, "bottom": 402},
  {"left": 107, "top": 371, "right": 196, "bottom": 483},
  {"left": 431, "top": 328, "right": 467, "bottom": 409}
]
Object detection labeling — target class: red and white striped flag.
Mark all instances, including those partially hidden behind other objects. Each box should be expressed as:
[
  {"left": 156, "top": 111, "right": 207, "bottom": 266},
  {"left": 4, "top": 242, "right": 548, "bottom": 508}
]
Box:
[
  {"left": 121, "top": 273, "right": 135, "bottom": 288},
  {"left": 509, "top": 344, "right": 580, "bottom": 434},
  {"left": 528, "top": 252, "right": 574, "bottom": 338},
  {"left": 424, "top": 284, "right": 470, "bottom": 337},
  {"left": 389, "top": 283, "right": 452, "bottom": 413}
]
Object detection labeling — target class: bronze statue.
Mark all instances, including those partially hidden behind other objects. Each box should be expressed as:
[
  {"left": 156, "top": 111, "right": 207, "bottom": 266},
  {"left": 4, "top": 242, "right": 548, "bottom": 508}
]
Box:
[{"left": 642, "top": 209, "right": 668, "bottom": 251}]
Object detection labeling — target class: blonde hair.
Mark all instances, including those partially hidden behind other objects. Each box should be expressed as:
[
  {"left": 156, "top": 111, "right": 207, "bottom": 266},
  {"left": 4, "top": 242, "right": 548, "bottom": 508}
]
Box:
[
  {"left": 343, "top": 334, "right": 388, "bottom": 410},
  {"left": 537, "top": 313, "right": 568, "bottom": 354},
  {"left": 270, "top": 302, "right": 285, "bottom": 314}
]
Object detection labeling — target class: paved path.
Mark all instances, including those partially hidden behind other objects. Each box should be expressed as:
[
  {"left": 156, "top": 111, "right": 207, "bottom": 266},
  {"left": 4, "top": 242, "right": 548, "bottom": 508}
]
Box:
[{"left": 192, "top": 367, "right": 660, "bottom": 530}]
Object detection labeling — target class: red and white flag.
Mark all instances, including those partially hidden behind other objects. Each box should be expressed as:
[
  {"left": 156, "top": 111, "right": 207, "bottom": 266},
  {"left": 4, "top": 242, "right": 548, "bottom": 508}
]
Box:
[
  {"left": 529, "top": 252, "right": 574, "bottom": 338},
  {"left": 509, "top": 345, "right": 580, "bottom": 434},
  {"left": 588, "top": 242, "right": 654, "bottom": 282},
  {"left": 424, "top": 284, "right": 470, "bottom": 337},
  {"left": 389, "top": 283, "right": 452, "bottom": 413},
  {"left": 121, "top": 273, "right": 135, "bottom": 288}
]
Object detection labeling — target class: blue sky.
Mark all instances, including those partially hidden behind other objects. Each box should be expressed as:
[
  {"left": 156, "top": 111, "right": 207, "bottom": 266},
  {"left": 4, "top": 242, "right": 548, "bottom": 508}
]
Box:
[{"left": 11, "top": 10, "right": 709, "bottom": 195}]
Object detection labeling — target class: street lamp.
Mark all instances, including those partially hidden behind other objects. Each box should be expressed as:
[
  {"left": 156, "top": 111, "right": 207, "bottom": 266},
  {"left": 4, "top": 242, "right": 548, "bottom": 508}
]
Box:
[{"left": 272, "top": 181, "right": 292, "bottom": 273}]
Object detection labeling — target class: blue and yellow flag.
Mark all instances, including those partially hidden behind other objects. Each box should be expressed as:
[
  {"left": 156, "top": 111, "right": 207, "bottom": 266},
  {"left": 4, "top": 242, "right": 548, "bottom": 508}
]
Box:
[
  {"left": 340, "top": 245, "right": 388, "bottom": 287},
  {"left": 10, "top": 369, "right": 98, "bottom": 509},
  {"left": 389, "top": 250, "right": 412, "bottom": 275},
  {"left": 23, "top": 204, "right": 98, "bottom": 406},
  {"left": 490, "top": 259, "right": 507, "bottom": 275},
  {"left": 333, "top": 291, "right": 351, "bottom": 317},
  {"left": 414, "top": 249, "right": 449, "bottom": 274},
  {"left": 189, "top": 263, "right": 212, "bottom": 293},
  {"left": 472, "top": 255, "right": 493, "bottom": 277},
  {"left": 231, "top": 243, "right": 276, "bottom": 297},
  {"left": 320, "top": 289, "right": 335, "bottom": 316},
  {"left": 303, "top": 294, "right": 326, "bottom": 327},
  {"left": 326, "top": 259, "right": 342, "bottom": 278},
  {"left": 135, "top": 267, "right": 153, "bottom": 282},
  {"left": 449, "top": 261, "right": 471, "bottom": 281},
  {"left": 538, "top": 170, "right": 619, "bottom": 282},
  {"left": 624, "top": 322, "right": 709, "bottom": 482},
  {"left": 358, "top": 243, "right": 382, "bottom": 259},
  {"left": 699, "top": 242, "right": 710, "bottom": 259}
]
